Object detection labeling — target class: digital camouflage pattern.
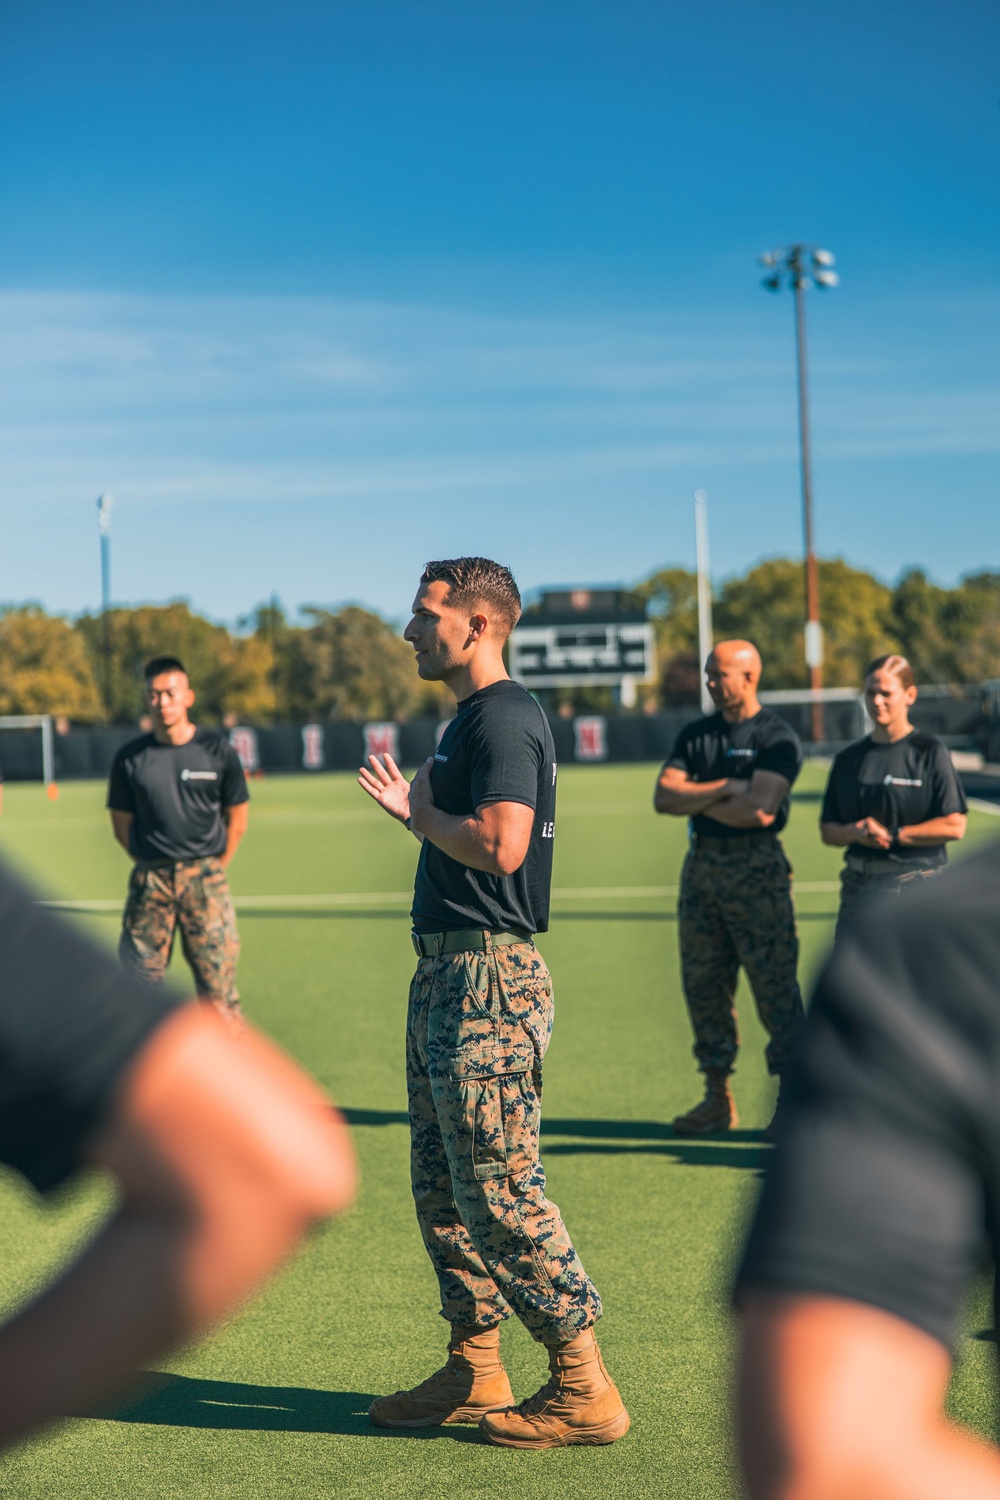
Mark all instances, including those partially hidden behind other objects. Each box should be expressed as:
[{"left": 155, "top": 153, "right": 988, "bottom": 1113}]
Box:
[
  {"left": 119, "top": 857, "right": 241, "bottom": 1016},
  {"left": 835, "top": 863, "right": 943, "bottom": 942},
  {"left": 406, "top": 937, "right": 602, "bottom": 1341},
  {"left": 678, "top": 839, "right": 803, "bottom": 1077}
]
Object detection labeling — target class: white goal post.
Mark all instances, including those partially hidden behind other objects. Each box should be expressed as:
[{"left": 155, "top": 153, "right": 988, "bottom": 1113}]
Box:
[
  {"left": 0, "top": 715, "right": 56, "bottom": 787},
  {"left": 756, "top": 688, "right": 871, "bottom": 746}
]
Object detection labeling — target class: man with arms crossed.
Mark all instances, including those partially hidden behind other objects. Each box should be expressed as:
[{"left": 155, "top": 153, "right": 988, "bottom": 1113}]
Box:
[
  {"left": 108, "top": 657, "right": 249, "bottom": 1023},
  {"left": 654, "top": 640, "right": 804, "bottom": 1135},
  {"left": 358, "top": 557, "right": 628, "bottom": 1450},
  {"left": 0, "top": 854, "right": 355, "bottom": 1450},
  {"left": 736, "top": 838, "right": 1000, "bottom": 1499}
]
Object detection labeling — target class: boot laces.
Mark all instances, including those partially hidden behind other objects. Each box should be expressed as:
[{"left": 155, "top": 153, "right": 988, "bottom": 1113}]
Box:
[
  {"left": 515, "top": 1375, "right": 559, "bottom": 1416},
  {"left": 396, "top": 1358, "right": 455, "bottom": 1398}
]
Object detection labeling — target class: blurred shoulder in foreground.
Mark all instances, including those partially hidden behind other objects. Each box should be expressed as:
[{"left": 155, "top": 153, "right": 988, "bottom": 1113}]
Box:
[
  {"left": 0, "top": 856, "right": 356, "bottom": 1450},
  {"left": 736, "top": 837, "right": 1000, "bottom": 1500}
]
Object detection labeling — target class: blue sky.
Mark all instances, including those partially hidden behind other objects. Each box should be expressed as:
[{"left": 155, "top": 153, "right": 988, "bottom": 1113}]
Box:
[{"left": 0, "top": 0, "right": 996, "bottom": 624}]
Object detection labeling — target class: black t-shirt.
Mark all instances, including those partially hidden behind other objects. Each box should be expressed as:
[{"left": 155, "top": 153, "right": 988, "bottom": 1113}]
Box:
[
  {"left": 821, "top": 731, "right": 967, "bottom": 868},
  {"left": 411, "top": 680, "right": 556, "bottom": 935},
  {"left": 107, "top": 728, "right": 249, "bottom": 862},
  {"left": 0, "top": 859, "right": 181, "bottom": 1192},
  {"left": 736, "top": 837, "right": 1000, "bottom": 1351},
  {"left": 666, "top": 709, "right": 802, "bottom": 838}
]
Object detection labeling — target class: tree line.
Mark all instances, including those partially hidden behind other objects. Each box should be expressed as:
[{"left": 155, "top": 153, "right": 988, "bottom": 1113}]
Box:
[
  {"left": 0, "top": 560, "right": 997, "bottom": 723},
  {"left": 632, "top": 560, "right": 1000, "bottom": 709}
]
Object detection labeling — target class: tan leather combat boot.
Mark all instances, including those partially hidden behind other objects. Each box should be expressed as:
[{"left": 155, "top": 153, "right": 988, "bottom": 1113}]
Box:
[
  {"left": 368, "top": 1324, "right": 513, "bottom": 1428},
  {"left": 671, "top": 1070, "right": 737, "bottom": 1135},
  {"left": 479, "top": 1328, "right": 630, "bottom": 1449}
]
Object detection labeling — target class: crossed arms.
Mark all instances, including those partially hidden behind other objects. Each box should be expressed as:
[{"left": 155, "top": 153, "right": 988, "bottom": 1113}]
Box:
[{"left": 654, "top": 765, "right": 790, "bottom": 829}]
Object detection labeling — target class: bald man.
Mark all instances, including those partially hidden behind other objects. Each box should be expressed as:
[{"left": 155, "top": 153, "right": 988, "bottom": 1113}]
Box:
[{"left": 654, "top": 641, "right": 804, "bottom": 1136}]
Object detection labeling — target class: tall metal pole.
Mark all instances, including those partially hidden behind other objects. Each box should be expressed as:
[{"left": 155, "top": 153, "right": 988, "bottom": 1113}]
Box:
[
  {"left": 270, "top": 591, "right": 281, "bottom": 721},
  {"left": 760, "top": 243, "right": 837, "bottom": 745},
  {"left": 792, "top": 272, "right": 824, "bottom": 741},
  {"left": 97, "top": 495, "right": 113, "bottom": 721},
  {"left": 694, "top": 489, "right": 714, "bottom": 714}
]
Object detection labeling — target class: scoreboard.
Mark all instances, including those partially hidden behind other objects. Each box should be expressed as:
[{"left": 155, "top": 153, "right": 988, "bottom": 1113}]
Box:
[{"left": 509, "top": 619, "right": 655, "bottom": 688}]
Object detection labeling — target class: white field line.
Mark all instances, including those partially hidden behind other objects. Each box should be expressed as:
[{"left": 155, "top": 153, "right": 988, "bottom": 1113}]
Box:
[
  {"left": 41, "top": 880, "right": 841, "bottom": 913},
  {"left": 968, "top": 798, "right": 1000, "bottom": 817}
]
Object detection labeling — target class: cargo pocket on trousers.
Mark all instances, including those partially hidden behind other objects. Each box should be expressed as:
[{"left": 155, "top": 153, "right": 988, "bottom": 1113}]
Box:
[
  {"left": 447, "top": 1027, "right": 535, "bottom": 1181},
  {"left": 123, "top": 865, "right": 149, "bottom": 920}
]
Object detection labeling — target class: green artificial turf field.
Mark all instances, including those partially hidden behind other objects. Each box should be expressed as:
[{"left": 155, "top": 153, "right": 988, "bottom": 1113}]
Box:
[{"left": 0, "top": 761, "right": 996, "bottom": 1499}]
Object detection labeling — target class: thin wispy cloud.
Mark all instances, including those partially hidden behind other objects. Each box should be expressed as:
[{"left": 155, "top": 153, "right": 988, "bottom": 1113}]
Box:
[{"left": 0, "top": 287, "right": 995, "bottom": 617}]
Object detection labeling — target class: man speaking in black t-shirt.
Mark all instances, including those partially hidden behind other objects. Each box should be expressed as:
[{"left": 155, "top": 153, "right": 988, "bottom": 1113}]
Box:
[
  {"left": 107, "top": 657, "right": 250, "bottom": 1023},
  {"left": 654, "top": 640, "right": 805, "bottom": 1137},
  {"left": 358, "top": 558, "right": 628, "bottom": 1451}
]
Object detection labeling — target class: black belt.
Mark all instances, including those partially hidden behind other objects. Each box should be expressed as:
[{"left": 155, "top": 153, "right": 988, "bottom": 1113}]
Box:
[
  {"left": 411, "top": 928, "right": 532, "bottom": 958},
  {"left": 134, "top": 855, "right": 220, "bottom": 870},
  {"left": 844, "top": 853, "right": 937, "bottom": 877},
  {"left": 692, "top": 830, "right": 778, "bottom": 855}
]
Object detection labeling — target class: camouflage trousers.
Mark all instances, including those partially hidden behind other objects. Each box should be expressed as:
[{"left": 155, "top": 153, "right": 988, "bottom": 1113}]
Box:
[
  {"left": 406, "top": 936, "right": 602, "bottom": 1341},
  {"left": 119, "top": 857, "right": 241, "bottom": 1017},
  {"left": 835, "top": 862, "right": 943, "bottom": 943},
  {"left": 678, "top": 839, "right": 804, "bottom": 1077}
]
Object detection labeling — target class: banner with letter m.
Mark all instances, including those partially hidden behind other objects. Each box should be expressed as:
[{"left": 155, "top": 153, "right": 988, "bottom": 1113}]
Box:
[{"left": 363, "top": 722, "right": 400, "bottom": 764}]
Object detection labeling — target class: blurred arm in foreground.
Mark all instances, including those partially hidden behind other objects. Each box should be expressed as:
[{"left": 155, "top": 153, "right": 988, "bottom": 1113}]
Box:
[
  {"left": 736, "top": 842, "right": 1000, "bottom": 1499},
  {"left": 740, "top": 1296, "right": 1000, "bottom": 1500},
  {"left": 0, "top": 866, "right": 356, "bottom": 1450}
]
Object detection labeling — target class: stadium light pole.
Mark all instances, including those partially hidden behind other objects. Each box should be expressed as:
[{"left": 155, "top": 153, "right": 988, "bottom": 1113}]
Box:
[
  {"left": 759, "top": 244, "right": 838, "bottom": 742},
  {"left": 694, "top": 490, "right": 714, "bottom": 714},
  {"left": 97, "top": 494, "right": 113, "bottom": 721}
]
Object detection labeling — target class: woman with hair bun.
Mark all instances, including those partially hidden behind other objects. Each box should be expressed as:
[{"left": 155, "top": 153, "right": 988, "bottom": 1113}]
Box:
[{"left": 820, "top": 654, "right": 968, "bottom": 938}]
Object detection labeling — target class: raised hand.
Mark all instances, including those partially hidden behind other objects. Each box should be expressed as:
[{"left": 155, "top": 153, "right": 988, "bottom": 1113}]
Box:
[{"left": 358, "top": 752, "right": 412, "bottom": 825}]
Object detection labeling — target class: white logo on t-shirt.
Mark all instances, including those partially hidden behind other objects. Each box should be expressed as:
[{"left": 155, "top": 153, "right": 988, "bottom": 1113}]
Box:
[
  {"left": 883, "top": 774, "right": 922, "bottom": 787},
  {"left": 181, "top": 769, "right": 218, "bottom": 781}
]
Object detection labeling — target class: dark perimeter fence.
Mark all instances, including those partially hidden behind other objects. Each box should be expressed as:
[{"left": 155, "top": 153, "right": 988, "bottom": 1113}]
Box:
[{"left": 0, "top": 686, "right": 991, "bottom": 782}]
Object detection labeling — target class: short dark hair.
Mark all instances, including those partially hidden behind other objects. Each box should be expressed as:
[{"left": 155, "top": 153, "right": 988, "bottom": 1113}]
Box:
[
  {"left": 143, "top": 655, "right": 188, "bottom": 681},
  {"left": 420, "top": 557, "right": 521, "bottom": 638},
  {"left": 866, "top": 653, "right": 915, "bottom": 690}
]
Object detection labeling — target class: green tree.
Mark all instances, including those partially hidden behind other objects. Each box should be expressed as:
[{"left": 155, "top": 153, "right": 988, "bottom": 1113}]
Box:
[
  {"left": 284, "top": 605, "right": 446, "bottom": 721},
  {"left": 0, "top": 606, "right": 102, "bottom": 717},
  {"left": 890, "top": 569, "right": 954, "bottom": 682},
  {"left": 951, "top": 573, "right": 1000, "bottom": 682},
  {"left": 76, "top": 601, "right": 275, "bottom": 723},
  {"left": 714, "top": 557, "right": 896, "bottom": 689},
  {"left": 628, "top": 566, "right": 699, "bottom": 706},
  {"left": 890, "top": 570, "right": 1000, "bottom": 684}
]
